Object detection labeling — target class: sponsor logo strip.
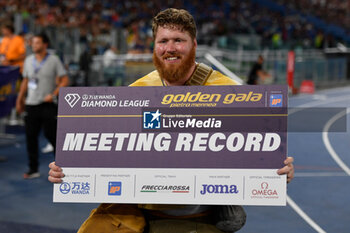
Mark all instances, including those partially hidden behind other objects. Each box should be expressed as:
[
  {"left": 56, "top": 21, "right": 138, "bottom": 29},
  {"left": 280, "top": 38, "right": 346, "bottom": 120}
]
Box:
[{"left": 53, "top": 168, "right": 286, "bottom": 205}]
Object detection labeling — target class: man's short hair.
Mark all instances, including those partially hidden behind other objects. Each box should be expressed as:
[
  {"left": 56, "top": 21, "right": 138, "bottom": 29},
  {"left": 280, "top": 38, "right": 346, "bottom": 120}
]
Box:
[
  {"left": 2, "top": 24, "right": 14, "bottom": 33},
  {"left": 152, "top": 8, "right": 196, "bottom": 40},
  {"left": 34, "top": 33, "right": 50, "bottom": 46}
]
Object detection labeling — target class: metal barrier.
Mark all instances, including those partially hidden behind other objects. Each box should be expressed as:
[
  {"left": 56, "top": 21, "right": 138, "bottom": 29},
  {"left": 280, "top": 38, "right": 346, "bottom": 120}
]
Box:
[
  {"left": 88, "top": 51, "right": 245, "bottom": 86},
  {"left": 273, "top": 57, "right": 347, "bottom": 88},
  {"left": 16, "top": 15, "right": 348, "bottom": 89},
  {"left": 197, "top": 47, "right": 348, "bottom": 88},
  {"left": 88, "top": 54, "right": 154, "bottom": 86},
  {"left": 87, "top": 47, "right": 348, "bottom": 89}
]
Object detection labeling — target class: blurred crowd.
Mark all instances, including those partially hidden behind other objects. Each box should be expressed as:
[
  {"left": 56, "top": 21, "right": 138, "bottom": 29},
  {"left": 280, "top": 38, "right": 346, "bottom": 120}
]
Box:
[
  {"left": 276, "top": 0, "right": 350, "bottom": 30},
  {"left": 0, "top": 0, "right": 348, "bottom": 57}
]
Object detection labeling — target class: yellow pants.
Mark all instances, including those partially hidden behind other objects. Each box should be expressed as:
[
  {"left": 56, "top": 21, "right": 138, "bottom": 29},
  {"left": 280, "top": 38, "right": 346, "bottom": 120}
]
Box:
[
  {"left": 77, "top": 204, "right": 145, "bottom": 233},
  {"left": 77, "top": 204, "right": 225, "bottom": 233}
]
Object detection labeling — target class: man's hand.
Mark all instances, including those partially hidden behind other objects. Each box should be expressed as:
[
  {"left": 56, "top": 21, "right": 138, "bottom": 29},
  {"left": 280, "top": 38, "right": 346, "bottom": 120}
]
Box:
[
  {"left": 16, "top": 78, "right": 28, "bottom": 113},
  {"left": 16, "top": 99, "right": 25, "bottom": 114},
  {"left": 44, "top": 94, "right": 53, "bottom": 102},
  {"left": 48, "top": 162, "right": 65, "bottom": 183},
  {"left": 277, "top": 157, "right": 294, "bottom": 183}
]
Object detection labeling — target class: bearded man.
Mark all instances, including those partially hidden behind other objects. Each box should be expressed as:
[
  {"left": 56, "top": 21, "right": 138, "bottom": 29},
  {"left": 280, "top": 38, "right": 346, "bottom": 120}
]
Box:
[
  {"left": 49, "top": 8, "right": 294, "bottom": 233},
  {"left": 129, "top": 9, "right": 237, "bottom": 87}
]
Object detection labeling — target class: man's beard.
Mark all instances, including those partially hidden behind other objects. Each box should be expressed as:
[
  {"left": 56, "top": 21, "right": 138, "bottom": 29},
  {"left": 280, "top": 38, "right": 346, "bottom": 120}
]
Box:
[
  {"left": 33, "top": 47, "right": 44, "bottom": 54},
  {"left": 153, "top": 46, "right": 196, "bottom": 84}
]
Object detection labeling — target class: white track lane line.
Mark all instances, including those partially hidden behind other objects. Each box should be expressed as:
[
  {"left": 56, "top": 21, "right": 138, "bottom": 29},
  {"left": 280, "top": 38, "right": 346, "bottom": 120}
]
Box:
[
  {"left": 287, "top": 196, "right": 327, "bottom": 233},
  {"left": 289, "top": 94, "right": 350, "bottom": 115},
  {"left": 322, "top": 108, "right": 350, "bottom": 175}
]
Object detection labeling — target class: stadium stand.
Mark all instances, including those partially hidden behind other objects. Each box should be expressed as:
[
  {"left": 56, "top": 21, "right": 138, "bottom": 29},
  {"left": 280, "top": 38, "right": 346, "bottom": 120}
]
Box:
[{"left": 1, "top": 0, "right": 349, "bottom": 54}]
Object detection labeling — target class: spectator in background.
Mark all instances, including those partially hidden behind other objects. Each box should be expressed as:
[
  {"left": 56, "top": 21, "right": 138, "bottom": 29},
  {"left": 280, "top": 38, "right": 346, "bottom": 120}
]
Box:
[
  {"left": 24, "top": 33, "right": 34, "bottom": 56},
  {"left": 0, "top": 24, "right": 26, "bottom": 72},
  {"left": 0, "top": 25, "right": 26, "bottom": 130},
  {"left": 16, "top": 33, "right": 69, "bottom": 179},
  {"left": 102, "top": 45, "right": 121, "bottom": 86},
  {"left": 247, "top": 55, "right": 271, "bottom": 85},
  {"left": 314, "top": 32, "right": 324, "bottom": 49},
  {"left": 102, "top": 45, "right": 118, "bottom": 67},
  {"left": 79, "top": 44, "right": 93, "bottom": 86},
  {"left": 0, "top": 1, "right": 344, "bottom": 52}
]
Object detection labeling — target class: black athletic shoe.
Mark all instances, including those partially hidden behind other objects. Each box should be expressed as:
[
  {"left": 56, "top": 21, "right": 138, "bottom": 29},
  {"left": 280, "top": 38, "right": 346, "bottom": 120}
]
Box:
[{"left": 23, "top": 171, "right": 40, "bottom": 179}]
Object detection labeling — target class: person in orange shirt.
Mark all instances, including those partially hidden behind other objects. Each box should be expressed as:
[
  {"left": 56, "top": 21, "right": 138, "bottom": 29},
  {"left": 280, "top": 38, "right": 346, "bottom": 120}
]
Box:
[{"left": 0, "top": 24, "right": 26, "bottom": 72}]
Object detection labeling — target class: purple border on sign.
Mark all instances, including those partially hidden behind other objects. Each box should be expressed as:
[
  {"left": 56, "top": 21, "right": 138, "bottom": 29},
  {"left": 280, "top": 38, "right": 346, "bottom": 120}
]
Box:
[{"left": 56, "top": 85, "right": 287, "bottom": 169}]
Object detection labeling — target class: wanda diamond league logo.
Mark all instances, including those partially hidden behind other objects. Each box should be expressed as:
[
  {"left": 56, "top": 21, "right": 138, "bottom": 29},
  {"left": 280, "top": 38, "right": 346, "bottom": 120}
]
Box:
[{"left": 65, "top": 93, "right": 80, "bottom": 108}]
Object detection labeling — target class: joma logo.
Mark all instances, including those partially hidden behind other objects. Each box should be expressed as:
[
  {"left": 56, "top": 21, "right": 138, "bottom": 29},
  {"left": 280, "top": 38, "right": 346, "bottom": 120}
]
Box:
[{"left": 200, "top": 184, "right": 239, "bottom": 195}]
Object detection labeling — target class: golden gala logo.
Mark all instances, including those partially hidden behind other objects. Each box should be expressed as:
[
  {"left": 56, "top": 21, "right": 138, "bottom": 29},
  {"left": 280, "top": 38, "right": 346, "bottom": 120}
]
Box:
[{"left": 161, "top": 92, "right": 263, "bottom": 105}]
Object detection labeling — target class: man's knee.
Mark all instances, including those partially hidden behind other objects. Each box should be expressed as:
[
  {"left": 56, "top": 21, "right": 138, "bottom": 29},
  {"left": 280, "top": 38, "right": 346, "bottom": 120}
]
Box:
[{"left": 78, "top": 204, "right": 146, "bottom": 233}]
